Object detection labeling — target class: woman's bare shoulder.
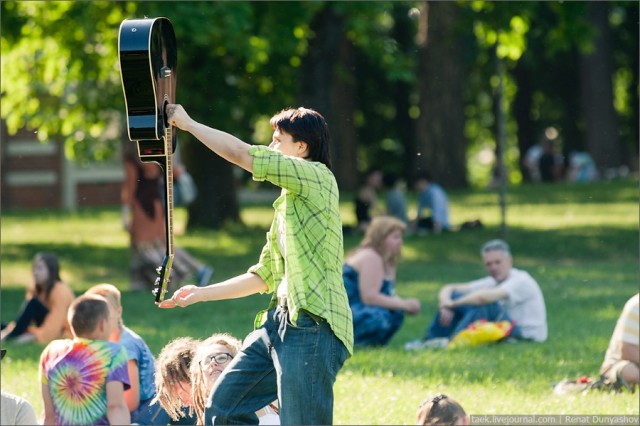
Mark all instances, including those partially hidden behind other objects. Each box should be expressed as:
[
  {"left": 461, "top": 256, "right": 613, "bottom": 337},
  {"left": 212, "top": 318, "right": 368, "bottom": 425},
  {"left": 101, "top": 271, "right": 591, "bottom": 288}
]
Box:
[
  {"left": 49, "top": 282, "right": 75, "bottom": 302},
  {"left": 347, "top": 247, "right": 383, "bottom": 269}
]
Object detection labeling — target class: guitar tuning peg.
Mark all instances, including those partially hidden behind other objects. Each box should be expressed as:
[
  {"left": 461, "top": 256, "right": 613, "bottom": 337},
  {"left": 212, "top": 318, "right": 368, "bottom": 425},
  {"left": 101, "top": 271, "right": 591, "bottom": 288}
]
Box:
[
  {"left": 156, "top": 266, "right": 162, "bottom": 274},
  {"left": 152, "top": 288, "right": 158, "bottom": 296}
]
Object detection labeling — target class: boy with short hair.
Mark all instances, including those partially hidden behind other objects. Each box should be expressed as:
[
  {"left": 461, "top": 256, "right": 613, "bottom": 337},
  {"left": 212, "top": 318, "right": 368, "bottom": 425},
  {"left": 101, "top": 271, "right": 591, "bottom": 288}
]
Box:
[
  {"left": 40, "top": 294, "right": 130, "bottom": 425},
  {"left": 85, "top": 283, "right": 171, "bottom": 424}
]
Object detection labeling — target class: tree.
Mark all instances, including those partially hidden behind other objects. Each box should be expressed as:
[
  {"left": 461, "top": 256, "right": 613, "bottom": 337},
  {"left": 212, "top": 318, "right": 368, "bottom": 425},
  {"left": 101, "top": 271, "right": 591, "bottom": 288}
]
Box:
[
  {"left": 415, "top": 1, "right": 467, "bottom": 188},
  {"left": 298, "top": 4, "right": 359, "bottom": 191},
  {"left": 1, "top": 1, "right": 131, "bottom": 162},
  {"left": 580, "top": 1, "right": 623, "bottom": 172}
]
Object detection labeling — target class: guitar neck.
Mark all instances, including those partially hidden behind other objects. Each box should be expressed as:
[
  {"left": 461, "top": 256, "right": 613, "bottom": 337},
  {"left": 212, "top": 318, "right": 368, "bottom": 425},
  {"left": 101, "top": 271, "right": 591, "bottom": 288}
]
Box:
[{"left": 164, "top": 126, "right": 174, "bottom": 258}]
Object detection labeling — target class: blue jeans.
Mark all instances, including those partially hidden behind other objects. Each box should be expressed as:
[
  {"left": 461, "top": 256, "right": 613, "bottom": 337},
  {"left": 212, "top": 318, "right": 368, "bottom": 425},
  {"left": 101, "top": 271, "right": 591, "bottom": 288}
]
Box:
[
  {"left": 425, "top": 291, "right": 522, "bottom": 340},
  {"left": 205, "top": 307, "right": 349, "bottom": 425}
]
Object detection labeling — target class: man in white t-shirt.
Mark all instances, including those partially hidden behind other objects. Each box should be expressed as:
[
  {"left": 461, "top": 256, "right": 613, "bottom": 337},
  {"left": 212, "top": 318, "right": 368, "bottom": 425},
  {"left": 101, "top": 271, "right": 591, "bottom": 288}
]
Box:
[{"left": 406, "top": 239, "right": 547, "bottom": 350}]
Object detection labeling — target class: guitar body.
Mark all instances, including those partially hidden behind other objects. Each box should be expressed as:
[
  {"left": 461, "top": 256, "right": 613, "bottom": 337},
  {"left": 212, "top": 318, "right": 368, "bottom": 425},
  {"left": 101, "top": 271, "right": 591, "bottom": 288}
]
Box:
[{"left": 119, "top": 17, "right": 177, "bottom": 303}]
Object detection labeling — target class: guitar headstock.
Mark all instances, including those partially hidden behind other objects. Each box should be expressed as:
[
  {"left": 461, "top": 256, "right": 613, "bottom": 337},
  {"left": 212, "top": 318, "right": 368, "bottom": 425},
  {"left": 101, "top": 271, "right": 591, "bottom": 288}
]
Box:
[{"left": 153, "top": 254, "right": 174, "bottom": 304}]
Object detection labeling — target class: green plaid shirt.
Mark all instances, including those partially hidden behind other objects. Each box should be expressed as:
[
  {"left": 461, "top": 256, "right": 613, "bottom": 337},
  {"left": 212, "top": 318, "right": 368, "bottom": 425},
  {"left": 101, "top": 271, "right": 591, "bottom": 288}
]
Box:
[{"left": 247, "top": 145, "right": 354, "bottom": 355}]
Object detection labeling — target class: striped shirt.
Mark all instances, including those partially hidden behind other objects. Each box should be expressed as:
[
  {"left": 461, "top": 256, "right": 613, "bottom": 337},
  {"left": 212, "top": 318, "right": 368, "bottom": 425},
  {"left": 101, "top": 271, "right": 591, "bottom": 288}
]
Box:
[
  {"left": 247, "top": 145, "right": 354, "bottom": 355},
  {"left": 602, "top": 293, "right": 639, "bottom": 370}
]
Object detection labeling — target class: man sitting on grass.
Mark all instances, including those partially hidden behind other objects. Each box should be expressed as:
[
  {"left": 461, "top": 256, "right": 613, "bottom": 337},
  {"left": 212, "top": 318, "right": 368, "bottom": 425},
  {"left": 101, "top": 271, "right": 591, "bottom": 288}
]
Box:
[
  {"left": 40, "top": 294, "right": 131, "bottom": 425},
  {"left": 406, "top": 239, "right": 547, "bottom": 350}
]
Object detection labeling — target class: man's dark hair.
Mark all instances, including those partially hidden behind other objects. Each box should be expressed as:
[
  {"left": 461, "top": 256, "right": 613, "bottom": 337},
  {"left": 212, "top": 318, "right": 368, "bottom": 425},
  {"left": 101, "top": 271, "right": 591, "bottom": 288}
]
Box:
[
  {"left": 69, "top": 294, "right": 110, "bottom": 337},
  {"left": 270, "top": 107, "right": 332, "bottom": 169}
]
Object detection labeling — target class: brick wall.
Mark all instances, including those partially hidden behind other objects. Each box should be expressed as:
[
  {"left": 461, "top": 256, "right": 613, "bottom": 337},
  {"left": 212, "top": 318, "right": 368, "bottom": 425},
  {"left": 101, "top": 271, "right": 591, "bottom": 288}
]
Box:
[{"left": 1, "top": 124, "right": 124, "bottom": 210}]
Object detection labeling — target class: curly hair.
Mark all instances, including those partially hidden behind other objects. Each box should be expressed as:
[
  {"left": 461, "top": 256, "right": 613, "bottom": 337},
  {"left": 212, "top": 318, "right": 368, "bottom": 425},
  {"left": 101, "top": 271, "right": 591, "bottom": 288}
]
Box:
[
  {"left": 190, "top": 333, "right": 242, "bottom": 426},
  {"left": 153, "top": 336, "right": 199, "bottom": 421}
]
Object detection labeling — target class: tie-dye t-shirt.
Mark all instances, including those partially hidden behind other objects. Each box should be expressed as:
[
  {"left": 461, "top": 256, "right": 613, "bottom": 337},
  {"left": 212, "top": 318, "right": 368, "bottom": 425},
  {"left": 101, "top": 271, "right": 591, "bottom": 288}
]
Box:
[{"left": 40, "top": 338, "right": 130, "bottom": 425}]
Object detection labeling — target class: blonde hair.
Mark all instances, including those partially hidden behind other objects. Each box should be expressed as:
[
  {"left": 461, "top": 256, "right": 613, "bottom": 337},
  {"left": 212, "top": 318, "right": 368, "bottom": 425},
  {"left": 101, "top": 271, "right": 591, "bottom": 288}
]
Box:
[
  {"left": 357, "top": 216, "right": 406, "bottom": 266},
  {"left": 416, "top": 394, "right": 467, "bottom": 426},
  {"left": 153, "top": 337, "right": 199, "bottom": 421},
  {"left": 85, "top": 283, "right": 123, "bottom": 329},
  {"left": 190, "top": 333, "right": 242, "bottom": 426}
]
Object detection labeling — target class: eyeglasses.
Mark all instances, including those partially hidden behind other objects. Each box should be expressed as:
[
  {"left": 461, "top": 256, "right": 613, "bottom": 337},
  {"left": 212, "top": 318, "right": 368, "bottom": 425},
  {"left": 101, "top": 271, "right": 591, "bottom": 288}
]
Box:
[{"left": 200, "top": 352, "right": 233, "bottom": 367}]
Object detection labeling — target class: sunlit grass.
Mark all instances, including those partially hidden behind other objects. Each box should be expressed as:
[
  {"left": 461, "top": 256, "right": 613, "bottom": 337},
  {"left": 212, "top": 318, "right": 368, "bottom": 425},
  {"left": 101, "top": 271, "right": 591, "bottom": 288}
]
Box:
[{"left": 1, "top": 178, "right": 638, "bottom": 422}]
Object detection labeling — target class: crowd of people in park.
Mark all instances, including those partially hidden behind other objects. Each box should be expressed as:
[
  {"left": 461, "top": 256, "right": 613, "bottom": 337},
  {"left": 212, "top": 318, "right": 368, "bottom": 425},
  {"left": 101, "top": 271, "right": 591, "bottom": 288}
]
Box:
[
  {"left": 352, "top": 168, "right": 485, "bottom": 237},
  {"left": 1, "top": 106, "right": 636, "bottom": 425}
]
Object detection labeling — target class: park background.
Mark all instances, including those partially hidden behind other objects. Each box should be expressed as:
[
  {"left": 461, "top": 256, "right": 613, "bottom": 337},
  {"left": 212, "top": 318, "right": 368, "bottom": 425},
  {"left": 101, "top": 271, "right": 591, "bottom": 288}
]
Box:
[{"left": 1, "top": 1, "right": 639, "bottom": 424}]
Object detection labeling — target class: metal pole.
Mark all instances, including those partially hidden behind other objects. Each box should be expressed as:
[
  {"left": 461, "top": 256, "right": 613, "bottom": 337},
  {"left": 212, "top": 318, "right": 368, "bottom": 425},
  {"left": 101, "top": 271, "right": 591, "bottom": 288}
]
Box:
[{"left": 496, "top": 53, "right": 508, "bottom": 238}]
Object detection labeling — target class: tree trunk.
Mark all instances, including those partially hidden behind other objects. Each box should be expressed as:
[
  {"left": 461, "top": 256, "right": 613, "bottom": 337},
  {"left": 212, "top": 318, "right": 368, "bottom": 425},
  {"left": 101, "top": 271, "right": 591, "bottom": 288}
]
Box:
[
  {"left": 415, "top": 1, "right": 467, "bottom": 188},
  {"left": 512, "top": 60, "right": 535, "bottom": 181},
  {"left": 580, "top": 1, "right": 622, "bottom": 171},
  {"left": 393, "top": 4, "right": 418, "bottom": 186},
  {"left": 180, "top": 58, "right": 241, "bottom": 230},
  {"left": 182, "top": 137, "right": 240, "bottom": 229},
  {"left": 299, "top": 5, "right": 359, "bottom": 191}
]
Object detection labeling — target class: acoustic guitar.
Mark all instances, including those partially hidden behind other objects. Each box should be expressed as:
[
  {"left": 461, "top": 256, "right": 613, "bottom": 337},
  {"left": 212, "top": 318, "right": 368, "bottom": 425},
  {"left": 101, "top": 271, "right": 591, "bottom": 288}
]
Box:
[{"left": 118, "top": 17, "right": 177, "bottom": 303}]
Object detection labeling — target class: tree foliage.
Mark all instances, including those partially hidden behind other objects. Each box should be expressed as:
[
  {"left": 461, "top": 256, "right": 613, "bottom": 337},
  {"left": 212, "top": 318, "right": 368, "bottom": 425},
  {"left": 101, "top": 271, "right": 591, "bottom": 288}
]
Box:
[
  {"left": 2, "top": 1, "right": 637, "bottom": 226},
  {"left": 1, "top": 1, "right": 134, "bottom": 162}
]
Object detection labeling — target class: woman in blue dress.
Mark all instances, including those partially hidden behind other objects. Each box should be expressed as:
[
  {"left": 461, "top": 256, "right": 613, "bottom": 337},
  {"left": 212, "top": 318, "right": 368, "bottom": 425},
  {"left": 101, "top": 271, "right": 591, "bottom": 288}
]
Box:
[{"left": 343, "top": 216, "right": 421, "bottom": 346}]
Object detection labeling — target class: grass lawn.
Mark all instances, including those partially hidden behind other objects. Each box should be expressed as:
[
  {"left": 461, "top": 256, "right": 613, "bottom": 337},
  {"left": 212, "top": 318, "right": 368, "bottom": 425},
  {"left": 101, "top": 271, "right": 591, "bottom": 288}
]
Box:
[{"left": 1, "top": 178, "right": 638, "bottom": 424}]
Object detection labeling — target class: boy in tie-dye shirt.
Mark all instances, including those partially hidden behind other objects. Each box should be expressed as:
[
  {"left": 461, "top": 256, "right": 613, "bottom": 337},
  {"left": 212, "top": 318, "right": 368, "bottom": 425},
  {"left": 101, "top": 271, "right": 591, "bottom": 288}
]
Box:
[{"left": 40, "top": 294, "right": 130, "bottom": 425}]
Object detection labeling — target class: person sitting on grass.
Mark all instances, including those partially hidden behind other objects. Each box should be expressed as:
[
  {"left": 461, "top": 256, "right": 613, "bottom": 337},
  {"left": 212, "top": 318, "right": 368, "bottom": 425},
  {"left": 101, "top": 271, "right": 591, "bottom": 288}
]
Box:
[
  {"left": 1, "top": 349, "right": 38, "bottom": 425},
  {"left": 411, "top": 172, "right": 451, "bottom": 235},
  {"left": 416, "top": 394, "right": 468, "bottom": 425},
  {"left": 85, "top": 283, "right": 173, "bottom": 424},
  {"left": 405, "top": 239, "right": 547, "bottom": 350},
  {"left": 153, "top": 336, "right": 200, "bottom": 424},
  {"left": 382, "top": 172, "right": 409, "bottom": 225},
  {"left": 343, "top": 216, "right": 420, "bottom": 346},
  {"left": 355, "top": 169, "right": 383, "bottom": 232},
  {"left": 39, "top": 294, "right": 130, "bottom": 425},
  {"left": 191, "top": 333, "right": 280, "bottom": 425},
  {"left": 598, "top": 293, "right": 639, "bottom": 392},
  {"left": 1, "top": 252, "right": 75, "bottom": 344}
]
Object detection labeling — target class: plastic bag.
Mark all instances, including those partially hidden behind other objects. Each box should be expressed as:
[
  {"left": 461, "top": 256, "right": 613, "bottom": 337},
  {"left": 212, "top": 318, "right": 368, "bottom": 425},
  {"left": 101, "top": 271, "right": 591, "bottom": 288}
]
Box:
[{"left": 448, "top": 319, "right": 514, "bottom": 348}]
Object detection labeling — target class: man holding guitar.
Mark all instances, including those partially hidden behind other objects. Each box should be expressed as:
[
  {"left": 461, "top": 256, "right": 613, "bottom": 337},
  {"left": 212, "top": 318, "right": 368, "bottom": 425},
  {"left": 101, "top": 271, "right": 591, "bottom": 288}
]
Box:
[{"left": 159, "top": 104, "right": 353, "bottom": 425}]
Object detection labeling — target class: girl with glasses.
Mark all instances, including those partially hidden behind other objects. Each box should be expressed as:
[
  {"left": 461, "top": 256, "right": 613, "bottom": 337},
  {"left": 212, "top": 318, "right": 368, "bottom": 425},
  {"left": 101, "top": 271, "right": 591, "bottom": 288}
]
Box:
[{"left": 191, "top": 333, "right": 279, "bottom": 425}]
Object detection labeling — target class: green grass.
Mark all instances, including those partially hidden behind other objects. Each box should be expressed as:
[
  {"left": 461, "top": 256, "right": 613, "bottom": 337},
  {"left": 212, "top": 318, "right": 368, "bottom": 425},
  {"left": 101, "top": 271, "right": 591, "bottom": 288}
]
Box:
[{"left": 2, "top": 178, "right": 639, "bottom": 423}]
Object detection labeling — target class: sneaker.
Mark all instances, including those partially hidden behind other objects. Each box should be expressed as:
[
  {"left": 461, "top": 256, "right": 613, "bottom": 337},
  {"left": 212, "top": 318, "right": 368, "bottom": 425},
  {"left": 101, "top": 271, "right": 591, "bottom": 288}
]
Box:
[
  {"left": 404, "top": 337, "right": 449, "bottom": 351},
  {"left": 404, "top": 339, "right": 426, "bottom": 351},
  {"left": 196, "top": 266, "right": 214, "bottom": 287},
  {"left": 423, "top": 337, "right": 449, "bottom": 348}
]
